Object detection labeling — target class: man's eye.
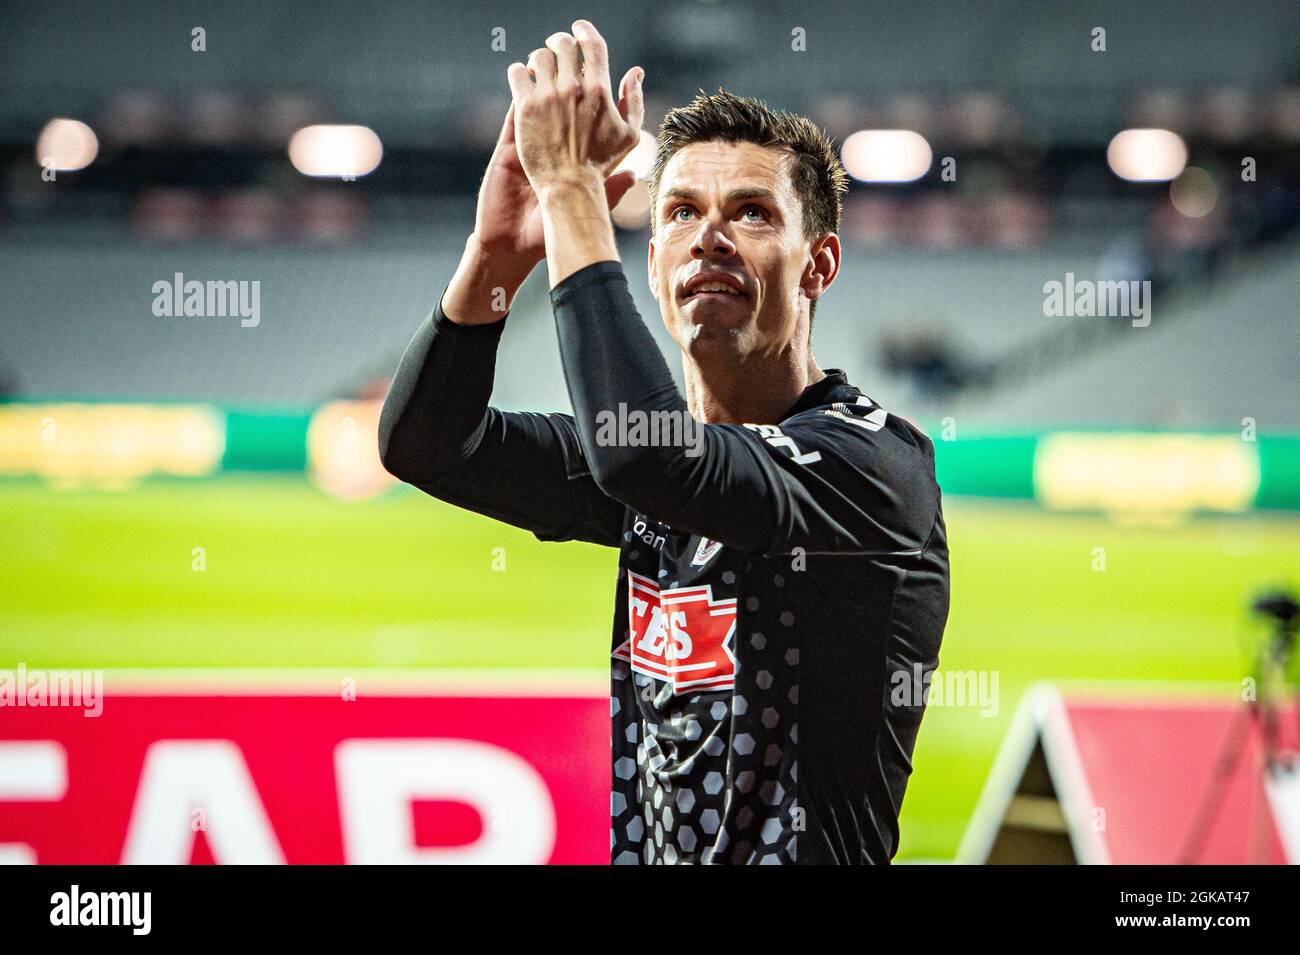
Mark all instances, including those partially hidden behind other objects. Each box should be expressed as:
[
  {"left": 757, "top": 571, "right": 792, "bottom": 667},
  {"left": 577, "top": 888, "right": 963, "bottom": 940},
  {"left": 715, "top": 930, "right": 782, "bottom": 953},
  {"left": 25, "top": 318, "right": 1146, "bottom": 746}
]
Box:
[
  {"left": 740, "top": 205, "right": 768, "bottom": 221},
  {"left": 672, "top": 207, "right": 695, "bottom": 222}
]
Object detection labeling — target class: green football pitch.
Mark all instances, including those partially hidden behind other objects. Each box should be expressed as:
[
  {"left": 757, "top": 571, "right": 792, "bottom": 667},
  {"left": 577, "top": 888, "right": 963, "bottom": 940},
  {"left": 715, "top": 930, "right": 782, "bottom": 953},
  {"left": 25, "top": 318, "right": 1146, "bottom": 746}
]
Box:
[{"left": 3, "top": 477, "right": 1297, "bottom": 860}]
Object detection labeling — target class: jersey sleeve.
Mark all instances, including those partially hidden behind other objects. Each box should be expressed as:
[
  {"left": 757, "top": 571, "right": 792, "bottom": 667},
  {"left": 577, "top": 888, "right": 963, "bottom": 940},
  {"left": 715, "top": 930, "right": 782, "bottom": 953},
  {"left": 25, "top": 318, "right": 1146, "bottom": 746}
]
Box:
[
  {"left": 378, "top": 298, "right": 626, "bottom": 548},
  {"left": 549, "top": 261, "right": 941, "bottom": 557}
]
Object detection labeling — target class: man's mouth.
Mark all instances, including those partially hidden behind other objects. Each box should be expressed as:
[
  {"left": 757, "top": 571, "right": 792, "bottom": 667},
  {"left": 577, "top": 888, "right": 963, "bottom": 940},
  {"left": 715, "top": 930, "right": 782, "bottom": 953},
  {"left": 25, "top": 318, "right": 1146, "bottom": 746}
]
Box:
[
  {"left": 685, "top": 283, "right": 743, "bottom": 298},
  {"left": 679, "top": 274, "right": 748, "bottom": 301}
]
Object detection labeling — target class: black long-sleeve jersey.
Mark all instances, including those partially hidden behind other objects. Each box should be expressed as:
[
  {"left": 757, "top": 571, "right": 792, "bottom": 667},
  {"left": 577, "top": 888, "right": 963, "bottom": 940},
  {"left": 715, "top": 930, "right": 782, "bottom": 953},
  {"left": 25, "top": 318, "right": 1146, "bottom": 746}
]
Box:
[{"left": 379, "top": 260, "right": 950, "bottom": 864}]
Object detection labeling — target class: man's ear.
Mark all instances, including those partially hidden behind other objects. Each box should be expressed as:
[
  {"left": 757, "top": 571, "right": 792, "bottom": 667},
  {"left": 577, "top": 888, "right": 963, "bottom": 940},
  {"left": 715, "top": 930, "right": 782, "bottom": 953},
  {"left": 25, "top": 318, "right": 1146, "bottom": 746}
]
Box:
[
  {"left": 647, "top": 236, "right": 659, "bottom": 300},
  {"left": 801, "top": 233, "right": 840, "bottom": 303}
]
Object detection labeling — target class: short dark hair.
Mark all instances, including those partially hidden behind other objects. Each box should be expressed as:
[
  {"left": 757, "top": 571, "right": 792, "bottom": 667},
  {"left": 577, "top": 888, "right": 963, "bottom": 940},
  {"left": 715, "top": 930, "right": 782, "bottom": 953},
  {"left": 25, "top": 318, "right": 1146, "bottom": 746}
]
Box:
[{"left": 648, "top": 89, "right": 848, "bottom": 322}]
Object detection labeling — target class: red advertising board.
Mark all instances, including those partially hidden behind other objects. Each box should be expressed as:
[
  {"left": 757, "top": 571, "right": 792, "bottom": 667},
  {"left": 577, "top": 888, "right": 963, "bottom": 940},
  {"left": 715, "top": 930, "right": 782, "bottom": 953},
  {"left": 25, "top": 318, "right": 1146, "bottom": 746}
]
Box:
[
  {"left": 961, "top": 684, "right": 1300, "bottom": 864},
  {"left": 0, "top": 671, "right": 609, "bottom": 864},
  {"left": 1065, "top": 695, "right": 1298, "bottom": 864}
]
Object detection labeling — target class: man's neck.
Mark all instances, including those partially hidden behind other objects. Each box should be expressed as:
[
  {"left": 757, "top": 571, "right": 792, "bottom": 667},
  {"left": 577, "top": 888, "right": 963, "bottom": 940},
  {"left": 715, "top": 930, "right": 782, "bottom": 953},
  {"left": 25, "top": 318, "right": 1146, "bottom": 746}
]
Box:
[{"left": 683, "top": 348, "right": 826, "bottom": 425}]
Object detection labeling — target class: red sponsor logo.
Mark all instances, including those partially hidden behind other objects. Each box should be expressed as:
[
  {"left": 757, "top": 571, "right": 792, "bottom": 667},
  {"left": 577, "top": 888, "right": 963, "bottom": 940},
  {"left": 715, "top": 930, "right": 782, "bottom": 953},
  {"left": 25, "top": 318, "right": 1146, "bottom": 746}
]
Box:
[{"left": 614, "top": 571, "right": 737, "bottom": 694}]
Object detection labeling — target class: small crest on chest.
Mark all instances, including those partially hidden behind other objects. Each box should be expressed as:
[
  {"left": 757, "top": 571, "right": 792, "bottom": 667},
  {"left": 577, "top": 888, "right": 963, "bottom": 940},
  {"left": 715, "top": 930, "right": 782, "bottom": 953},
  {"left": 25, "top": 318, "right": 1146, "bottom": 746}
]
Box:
[{"left": 691, "top": 536, "right": 723, "bottom": 567}]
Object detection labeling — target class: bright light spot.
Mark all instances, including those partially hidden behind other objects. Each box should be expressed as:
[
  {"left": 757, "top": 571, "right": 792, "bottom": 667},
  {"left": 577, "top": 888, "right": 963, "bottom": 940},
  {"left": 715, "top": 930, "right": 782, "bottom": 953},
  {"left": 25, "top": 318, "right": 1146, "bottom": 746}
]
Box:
[
  {"left": 1035, "top": 432, "right": 1258, "bottom": 517},
  {"left": 1169, "top": 167, "right": 1217, "bottom": 218},
  {"left": 1107, "top": 128, "right": 1187, "bottom": 182},
  {"left": 614, "top": 130, "right": 657, "bottom": 181},
  {"left": 288, "top": 125, "right": 383, "bottom": 178},
  {"left": 611, "top": 180, "right": 651, "bottom": 230},
  {"left": 841, "top": 130, "right": 932, "bottom": 183},
  {"left": 307, "top": 400, "right": 396, "bottom": 501},
  {"left": 36, "top": 118, "right": 98, "bottom": 171}
]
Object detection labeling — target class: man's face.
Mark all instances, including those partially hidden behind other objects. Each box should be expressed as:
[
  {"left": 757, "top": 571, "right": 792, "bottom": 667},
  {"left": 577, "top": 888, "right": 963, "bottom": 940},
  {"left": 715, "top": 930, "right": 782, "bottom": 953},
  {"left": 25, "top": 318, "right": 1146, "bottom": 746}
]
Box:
[{"left": 648, "top": 140, "right": 827, "bottom": 361}]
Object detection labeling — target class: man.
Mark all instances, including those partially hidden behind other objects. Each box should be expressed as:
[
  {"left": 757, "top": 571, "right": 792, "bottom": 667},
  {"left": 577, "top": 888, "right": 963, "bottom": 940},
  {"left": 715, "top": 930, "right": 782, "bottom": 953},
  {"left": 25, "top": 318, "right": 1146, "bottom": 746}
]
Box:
[{"left": 379, "top": 20, "right": 949, "bottom": 864}]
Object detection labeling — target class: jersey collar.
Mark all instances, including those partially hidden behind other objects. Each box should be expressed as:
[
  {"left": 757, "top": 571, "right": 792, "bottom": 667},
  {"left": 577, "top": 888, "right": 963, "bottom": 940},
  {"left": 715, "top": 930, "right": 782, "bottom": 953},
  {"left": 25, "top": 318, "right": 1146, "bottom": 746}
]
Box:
[{"left": 781, "top": 368, "right": 855, "bottom": 420}]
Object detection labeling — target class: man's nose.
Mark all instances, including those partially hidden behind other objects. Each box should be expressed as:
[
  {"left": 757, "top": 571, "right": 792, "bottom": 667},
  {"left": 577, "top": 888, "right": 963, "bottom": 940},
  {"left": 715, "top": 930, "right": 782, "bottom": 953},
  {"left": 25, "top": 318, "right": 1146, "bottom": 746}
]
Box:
[{"left": 691, "top": 218, "right": 736, "bottom": 259}]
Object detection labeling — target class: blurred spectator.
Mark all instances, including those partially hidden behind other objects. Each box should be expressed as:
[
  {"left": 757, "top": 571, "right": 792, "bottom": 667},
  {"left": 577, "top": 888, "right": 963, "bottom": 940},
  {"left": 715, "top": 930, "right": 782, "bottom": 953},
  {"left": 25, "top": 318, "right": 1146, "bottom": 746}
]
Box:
[{"left": 880, "top": 321, "right": 983, "bottom": 398}]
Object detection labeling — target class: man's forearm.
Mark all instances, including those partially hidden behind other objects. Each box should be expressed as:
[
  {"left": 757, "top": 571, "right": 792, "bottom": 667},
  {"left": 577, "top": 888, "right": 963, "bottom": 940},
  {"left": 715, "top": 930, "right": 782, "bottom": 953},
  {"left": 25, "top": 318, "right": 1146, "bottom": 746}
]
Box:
[
  {"left": 548, "top": 260, "right": 701, "bottom": 495},
  {"left": 377, "top": 291, "right": 509, "bottom": 483},
  {"left": 548, "top": 261, "right": 780, "bottom": 553},
  {"left": 378, "top": 234, "right": 520, "bottom": 476},
  {"left": 539, "top": 176, "right": 685, "bottom": 489},
  {"left": 538, "top": 172, "right": 621, "bottom": 290},
  {"left": 532, "top": 162, "right": 677, "bottom": 471},
  {"left": 441, "top": 234, "right": 536, "bottom": 326}
]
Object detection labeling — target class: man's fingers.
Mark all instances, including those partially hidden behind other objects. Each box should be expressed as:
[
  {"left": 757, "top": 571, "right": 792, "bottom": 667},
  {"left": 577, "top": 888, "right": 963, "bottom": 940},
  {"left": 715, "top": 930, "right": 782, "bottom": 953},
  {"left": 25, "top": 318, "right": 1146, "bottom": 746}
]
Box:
[
  {"left": 603, "top": 169, "right": 638, "bottom": 210},
  {"left": 617, "top": 66, "right": 646, "bottom": 133},
  {"left": 506, "top": 63, "right": 533, "bottom": 104},
  {"left": 545, "top": 32, "right": 581, "bottom": 88},
  {"left": 526, "top": 47, "right": 557, "bottom": 89},
  {"left": 496, "top": 102, "right": 516, "bottom": 147},
  {"left": 572, "top": 20, "right": 609, "bottom": 90}
]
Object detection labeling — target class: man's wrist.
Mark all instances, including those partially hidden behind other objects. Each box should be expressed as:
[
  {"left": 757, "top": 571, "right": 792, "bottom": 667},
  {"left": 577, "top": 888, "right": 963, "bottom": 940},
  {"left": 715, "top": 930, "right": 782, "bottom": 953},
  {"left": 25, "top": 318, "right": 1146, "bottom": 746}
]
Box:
[
  {"left": 463, "top": 233, "right": 537, "bottom": 289},
  {"left": 537, "top": 171, "right": 619, "bottom": 289},
  {"left": 441, "top": 234, "right": 534, "bottom": 326},
  {"left": 535, "top": 169, "right": 607, "bottom": 209}
]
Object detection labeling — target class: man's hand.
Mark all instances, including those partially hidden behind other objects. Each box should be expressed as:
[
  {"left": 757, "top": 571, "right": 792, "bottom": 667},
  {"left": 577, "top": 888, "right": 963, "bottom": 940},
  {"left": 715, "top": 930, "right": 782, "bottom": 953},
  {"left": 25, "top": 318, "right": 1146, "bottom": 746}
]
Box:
[
  {"left": 470, "top": 103, "right": 547, "bottom": 276},
  {"left": 443, "top": 94, "right": 638, "bottom": 326},
  {"left": 507, "top": 20, "right": 645, "bottom": 289},
  {"left": 508, "top": 21, "right": 645, "bottom": 193}
]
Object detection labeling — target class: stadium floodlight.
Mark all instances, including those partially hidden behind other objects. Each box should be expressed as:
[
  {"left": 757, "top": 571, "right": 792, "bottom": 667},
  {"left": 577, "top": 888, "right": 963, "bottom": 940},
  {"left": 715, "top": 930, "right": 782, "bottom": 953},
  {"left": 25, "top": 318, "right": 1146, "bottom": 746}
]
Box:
[
  {"left": 1169, "top": 166, "right": 1218, "bottom": 218},
  {"left": 841, "top": 129, "right": 932, "bottom": 183},
  {"left": 36, "top": 118, "right": 99, "bottom": 172},
  {"left": 614, "top": 129, "right": 657, "bottom": 181},
  {"left": 287, "top": 124, "right": 383, "bottom": 178},
  {"left": 611, "top": 180, "right": 652, "bottom": 231},
  {"left": 1106, "top": 128, "right": 1187, "bottom": 182}
]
